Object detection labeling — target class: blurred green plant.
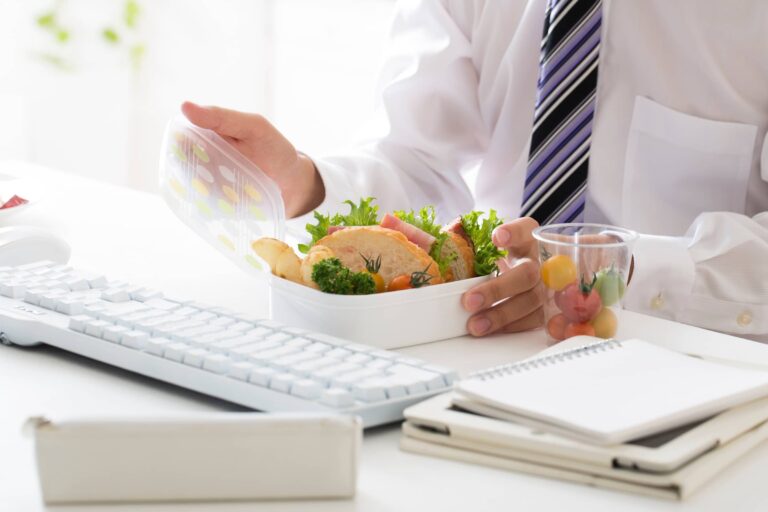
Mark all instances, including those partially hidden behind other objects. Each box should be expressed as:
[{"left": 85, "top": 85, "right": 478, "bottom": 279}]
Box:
[{"left": 34, "top": 0, "right": 146, "bottom": 73}]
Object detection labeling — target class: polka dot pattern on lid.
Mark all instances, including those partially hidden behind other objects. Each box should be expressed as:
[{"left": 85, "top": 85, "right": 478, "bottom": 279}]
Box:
[
  {"left": 218, "top": 198, "right": 235, "bottom": 216},
  {"left": 222, "top": 185, "right": 239, "bottom": 204},
  {"left": 218, "top": 165, "right": 236, "bottom": 182},
  {"left": 196, "top": 164, "right": 214, "bottom": 183},
  {"left": 245, "top": 254, "right": 263, "bottom": 270},
  {"left": 192, "top": 144, "right": 210, "bottom": 163},
  {"left": 191, "top": 178, "right": 209, "bottom": 197},
  {"left": 244, "top": 183, "right": 262, "bottom": 202},
  {"left": 218, "top": 234, "right": 235, "bottom": 252}
]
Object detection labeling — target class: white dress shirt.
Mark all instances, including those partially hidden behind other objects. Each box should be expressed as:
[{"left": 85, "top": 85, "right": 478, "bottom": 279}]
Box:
[{"left": 298, "top": 0, "right": 768, "bottom": 340}]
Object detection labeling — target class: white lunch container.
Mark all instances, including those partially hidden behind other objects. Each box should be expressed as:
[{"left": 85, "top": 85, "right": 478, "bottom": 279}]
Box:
[{"left": 159, "top": 115, "right": 489, "bottom": 348}]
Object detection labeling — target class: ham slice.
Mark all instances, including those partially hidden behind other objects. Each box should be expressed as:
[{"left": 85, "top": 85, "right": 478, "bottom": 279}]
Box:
[
  {"left": 380, "top": 213, "right": 436, "bottom": 252},
  {"left": 327, "top": 226, "right": 346, "bottom": 235},
  {"left": 445, "top": 216, "right": 473, "bottom": 249}
]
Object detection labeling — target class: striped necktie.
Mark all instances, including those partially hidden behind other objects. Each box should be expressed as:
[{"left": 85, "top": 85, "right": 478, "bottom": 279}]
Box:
[{"left": 520, "top": 0, "right": 602, "bottom": 225}]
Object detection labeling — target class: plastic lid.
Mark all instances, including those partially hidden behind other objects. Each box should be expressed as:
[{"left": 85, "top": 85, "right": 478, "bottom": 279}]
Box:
[{"left": 159, "top": 115, "right": 285, "bottom": 276}]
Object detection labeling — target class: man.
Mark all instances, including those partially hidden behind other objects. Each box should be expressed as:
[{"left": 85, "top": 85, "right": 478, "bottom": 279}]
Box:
[{"left": 183, "top": 0, "right": 768, "bottom": 341}]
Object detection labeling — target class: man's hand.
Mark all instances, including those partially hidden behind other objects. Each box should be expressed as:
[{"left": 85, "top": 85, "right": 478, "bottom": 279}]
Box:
[
  {"left": 462, "top": 217, "right": 545, "bottom": 336},
  {"left": 181, "top": 102, "right": 324, "bottom": 218}
]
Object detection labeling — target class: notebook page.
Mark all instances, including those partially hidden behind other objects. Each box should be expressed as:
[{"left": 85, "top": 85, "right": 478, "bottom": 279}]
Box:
[{"left": 456, "top": 339, "right": 768, "bottom": 444}]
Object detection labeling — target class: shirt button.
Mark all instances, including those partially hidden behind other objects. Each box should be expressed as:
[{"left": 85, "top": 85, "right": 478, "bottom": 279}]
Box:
[
  {"left": 650, "top": 293, "right": 665, "bottom": 310},
  {"left": 737, "top": 311, "right": 753, "bottom": 327}
]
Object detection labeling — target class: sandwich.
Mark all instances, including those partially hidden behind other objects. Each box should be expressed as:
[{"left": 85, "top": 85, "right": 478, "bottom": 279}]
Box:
[{"left": 252, "top": 198, "right": 506, "bottom": 295}]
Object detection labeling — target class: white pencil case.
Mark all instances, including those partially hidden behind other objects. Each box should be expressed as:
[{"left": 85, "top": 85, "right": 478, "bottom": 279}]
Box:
[{"left": 26, "top": 413, "right": 361, "bottom": 504}]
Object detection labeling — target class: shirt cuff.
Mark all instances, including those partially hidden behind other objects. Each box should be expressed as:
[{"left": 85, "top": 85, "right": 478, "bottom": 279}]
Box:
[{"left": 622, "top": 234, "right": 695, "bottom": 322}]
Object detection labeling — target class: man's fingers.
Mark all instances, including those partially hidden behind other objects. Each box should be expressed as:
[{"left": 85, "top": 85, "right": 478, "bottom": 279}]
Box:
[
  {"left": 462, "top": 258, "right": 539, "bottom": 313},
  {"left": 467, "top": 288, "right": 545, "bottom": 336},
  {"left": 497, "top": 307, "right": 545, "bottom": 334},
  {"left": 181, "top": 101, "right": 264, "bottom": 141},
  {"left": 492, "top": 217, "right": 539, "bottom": 257}
]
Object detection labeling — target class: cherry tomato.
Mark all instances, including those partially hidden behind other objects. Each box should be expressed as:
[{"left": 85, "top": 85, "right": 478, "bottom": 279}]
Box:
[
  {"left": 563, "top": 322, "right": 596, "bottom": 338},
  {"left": 366, "top": 272, "right": 385, "bottom": 293},
  {"left": 387, "top": 275, "right": 412, "bottom": 292},
  {"left": 546, "top": 313, "right": 568, "bottom": 341},
  {"left": 540, "top": 254, "right": 577, "bottom": 291},
  {"left": 594, "top": 268, "right": 626, "bottom": 307},
  {"left": 592, "top": 308, "right": 618, "bottom": 339},
  {"left": 555, "top": 283, "right": 602, "bottom": 323}
]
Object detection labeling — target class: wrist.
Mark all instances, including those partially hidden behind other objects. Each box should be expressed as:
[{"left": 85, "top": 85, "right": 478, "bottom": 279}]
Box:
[{"left": 285, "top": 152, "right": 325, "bottom": 218}]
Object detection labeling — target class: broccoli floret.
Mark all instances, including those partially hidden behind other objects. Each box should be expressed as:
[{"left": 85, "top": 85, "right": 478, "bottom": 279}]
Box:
[{"left": 311, "top": 258, "right": 376, "bottom": 295}]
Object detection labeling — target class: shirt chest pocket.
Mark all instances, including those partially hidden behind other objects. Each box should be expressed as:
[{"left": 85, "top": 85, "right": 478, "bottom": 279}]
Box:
[{"left": 621, "top": 96, "right": 758, "bottom": 236}]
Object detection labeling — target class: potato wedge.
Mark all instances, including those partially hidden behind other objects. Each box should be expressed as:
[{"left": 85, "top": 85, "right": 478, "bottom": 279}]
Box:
[
  {"left": 275, "top": 249, "right": 302, "bottom": 283},
  {"left": 301, "top": 245, "right": 335, "bottom": 288},
  {"left": 251, "top": 238, "right": 292, "bottom": 271}
]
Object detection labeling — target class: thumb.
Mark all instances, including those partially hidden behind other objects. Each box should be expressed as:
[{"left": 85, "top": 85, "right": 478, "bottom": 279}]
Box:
[{"left": 181, "top": 101, "right": 258, "bottom": 141}]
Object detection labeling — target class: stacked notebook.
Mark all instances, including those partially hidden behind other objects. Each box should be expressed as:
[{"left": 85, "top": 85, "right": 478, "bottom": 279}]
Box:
[{"left": 401, "top": 338, "right": 768, "bottom": 499}]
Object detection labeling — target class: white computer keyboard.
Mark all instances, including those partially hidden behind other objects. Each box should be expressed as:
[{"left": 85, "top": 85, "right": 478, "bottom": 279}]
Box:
[{"left": 0, "top": 261, "right": 457, "bottom": 427}]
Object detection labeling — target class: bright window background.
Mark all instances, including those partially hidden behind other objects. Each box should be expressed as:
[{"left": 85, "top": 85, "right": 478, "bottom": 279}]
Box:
[{"left": 0, "top": 0, "right": 395, "bottom": 191}]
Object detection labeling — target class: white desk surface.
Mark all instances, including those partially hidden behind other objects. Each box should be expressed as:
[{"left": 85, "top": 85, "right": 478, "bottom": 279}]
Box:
[{"left": 2, "top": 162, "right": 767, "bottom": 512}]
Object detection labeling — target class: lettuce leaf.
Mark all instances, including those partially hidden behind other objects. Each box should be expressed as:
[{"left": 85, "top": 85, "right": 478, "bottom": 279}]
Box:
[
  {"left": 394, "top": 206, "right": 455, "bottom": 276},
  {"left": 461, "top": 210, "right": 507, "bottom": 276},
  {"left": 298, "top": 197, "right": 379, "bottom": 254}
]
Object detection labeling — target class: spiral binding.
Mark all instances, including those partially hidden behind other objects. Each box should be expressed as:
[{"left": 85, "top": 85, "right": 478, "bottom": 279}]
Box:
[{"left": 469, "top": 339, "right": 623, "bottom": 381}]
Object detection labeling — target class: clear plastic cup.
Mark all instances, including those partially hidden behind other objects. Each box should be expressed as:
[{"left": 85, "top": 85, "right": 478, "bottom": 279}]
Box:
[{"left": 532, "top": 223, "right": 637, "bottom": 342}]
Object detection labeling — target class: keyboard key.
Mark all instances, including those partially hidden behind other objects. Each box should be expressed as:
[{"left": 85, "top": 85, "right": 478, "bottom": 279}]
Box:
[
  {"left": 327, "top": 348, "right": 352, "bottom": 359},
  {"left": 39, "top": 291, "right": 67, "bottom": 310},
  {"left": 84, "top": 320, "right": 111, "bottom": 338},
  {"left": 229, "top": 362, "right": 256, "bottom": 381},
  {"left": 102, "top": 288, "right": 131, "bottom": 302},
  {"left": 347, "top": 353, "right": 373, "bottom": 365},
  {"left": 79, "top": 272, "right": 108, "bottom": 289},
  {"left": 249, "top": 367, "right": 277, "bottom": 387},
  {"left": 24, "top": 287, "right": 47, "bottom": 306},
  {"left": 163, "top": 342, "right": 192, "bottom": 362},
  {"left": 227, "top": 321, "right": 254, "bottom": 332},
  {"left": 69, "top": 315, "right": 95, "bottom": 332},
  {"left": 250, "top": 346, "right": 301, "bottom": 365},
  {"left": 132, "top": 288, "right": 162, "bottom": 302},
  {"left": 353, "top": 379, "right": 388, "bottom": 402},
  {"left": 307, "top": 332, "right": 349, "bottom": 347},
  {"left": 145, "top": 337, "right": 172, "bottom": 356},
  {"left": 264, "top": 332, "right": 292, "bottom": 344},
  {"left": 190, "top": 311, "right": 217, "bottom": 322},
  {"left": 55, "top": 298, "right": 85, "bottom": 316},
  {"left": 63, "top": 277, "right": 89, "bottom": 291},
  {"left": 202, "top": 354, "right": 232, "bottom": 374},
  {"left": 102, "top": 325, "right": 129, "bottom": 343},
  {"left": 292, "top": 357, "right": 340, "bottom": 376},
  {"left": 1, "top": 282, "right": 27, "bottom": 298},
  {"left": 332, "top": 368, "right": 382, "bottom": 389},
  {"left": 423, "top": 365, "right": 459, "bottom": 385},
  {"left": 291, "top": 379, "right": 323, "bottom": 399},
  {"left": 16, "top": 261, "right": 55, "bottom": 271},
  {"left": 387, "top": 364, "right": 446, "bottom": 391},
  {"left": 210, "top": 316, "right": 235, "bottom": 328},
  {"left": 121, "top": 330, "right": 149, "bottom": 350},
  {"left": 183, "top": 348, "right": 209, "bottom": 368},
  {"left": 272, "top": 352, "right": 319, "bottom": 370},
  {"left": 320, "top": 388, "right": 354, "bottom": 408},
  {"left": 312, "top": 363, "right": 362, "bottom": 385},
  {"left": 269, "top": 373, "right": 298, "bottom": 393},
  {"left": 366, "top": 359, "right": 394, "bottom": 370},
  {"left": 397, "top": 357, "right": 426, "bottom": 367},
  {"left": 144, "top": 298, "right": 181, "bottom": 311},
  {"left": 305, "top": 342, "right": 331, "bottom": 354},
  {"left": 230, "top": 340, "right": 281, "bottom": 358},
  {"left": 285, "top": 337, "right": 312, "bottom": 348}
]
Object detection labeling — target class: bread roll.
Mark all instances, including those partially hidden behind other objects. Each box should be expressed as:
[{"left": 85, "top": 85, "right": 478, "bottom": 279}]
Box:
[
  {"left": 316, "top": 226, "right": 443, "bottom": 286},
  {"left": 440, "top": 231, "right": 476, "bottom": 281}
]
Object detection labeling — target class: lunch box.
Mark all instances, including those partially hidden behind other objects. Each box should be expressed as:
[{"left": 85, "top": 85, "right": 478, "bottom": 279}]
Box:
[{"left": 159, "top": 115, "right": 488, "bottom": 348}]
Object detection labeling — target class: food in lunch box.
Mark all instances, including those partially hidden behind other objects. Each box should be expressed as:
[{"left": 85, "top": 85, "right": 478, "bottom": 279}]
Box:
[{"left": 252, "top": 198, "right": 506, "bottom": 295}]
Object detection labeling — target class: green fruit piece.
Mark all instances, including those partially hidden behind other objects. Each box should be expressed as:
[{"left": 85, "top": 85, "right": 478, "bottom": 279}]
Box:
[{"left": 594, "top": 268, "right": 626, "bottom": 307}]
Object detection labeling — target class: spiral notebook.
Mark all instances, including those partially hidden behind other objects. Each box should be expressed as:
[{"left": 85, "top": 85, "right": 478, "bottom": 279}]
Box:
[{"left": 454, "top": 339, "right": 768, "bottom": 445}]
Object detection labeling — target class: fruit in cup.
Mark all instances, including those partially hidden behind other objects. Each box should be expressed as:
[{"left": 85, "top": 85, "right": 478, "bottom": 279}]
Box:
[
  {"left": 563, "top": 322, "right": 596, "bottom": 338},
  {"left": 594, "top": 267, "right": 626, "bottom": 307},
  {"left": 546, "top": 313, "right": 568, "bottom": 341},
  {"left": 540, "top": 254, "right": 577, "bottom": 291},
  {"left": 592, "top": 307, "right": 618, "bottom": 339},
  {"left": 554, "top": 278, "right": 602, "bottom": 323}
]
